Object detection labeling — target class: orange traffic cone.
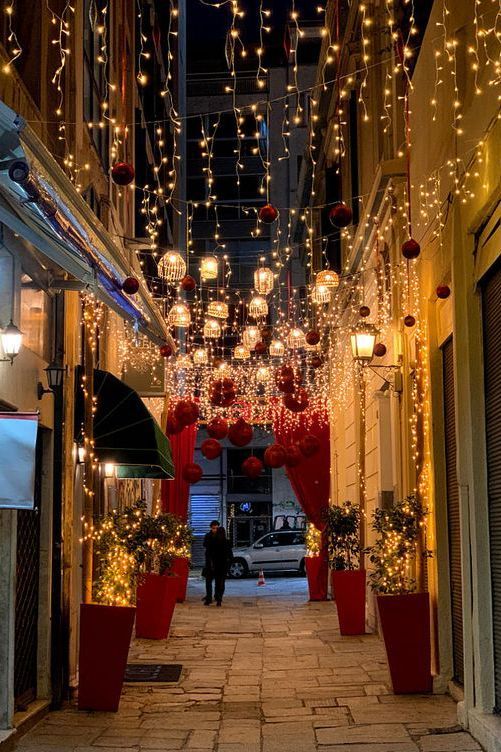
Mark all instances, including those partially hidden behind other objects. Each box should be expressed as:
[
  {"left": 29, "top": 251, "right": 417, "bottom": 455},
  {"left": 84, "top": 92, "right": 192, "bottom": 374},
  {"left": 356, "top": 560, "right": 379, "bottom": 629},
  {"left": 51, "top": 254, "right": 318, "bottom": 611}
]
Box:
[{"left": 257, "top": 569, "right": 266, "bottom": 586}]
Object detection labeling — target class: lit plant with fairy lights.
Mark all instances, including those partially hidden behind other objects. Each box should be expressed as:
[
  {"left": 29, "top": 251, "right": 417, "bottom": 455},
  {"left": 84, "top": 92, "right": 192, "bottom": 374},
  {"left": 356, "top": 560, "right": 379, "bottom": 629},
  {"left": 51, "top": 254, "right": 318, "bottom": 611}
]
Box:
[
  {"left": 367, "top": 495, "right": 431, "bottom": 595},
  {"left": 325, "top": 501, "right": 361, "bottom": 571},
  {"left": 305, "top": 523, "right": 322, "bottom": 557}
]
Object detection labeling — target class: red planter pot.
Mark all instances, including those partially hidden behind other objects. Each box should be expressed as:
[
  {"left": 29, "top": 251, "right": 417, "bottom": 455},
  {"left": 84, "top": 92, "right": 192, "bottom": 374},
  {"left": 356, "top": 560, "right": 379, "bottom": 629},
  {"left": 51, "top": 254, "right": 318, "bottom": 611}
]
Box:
[
  {"left": 331, "top": 569, "right": 366, "bottom": 635},
  {"left": 78, "top": 602, "right": 135, "bottom": 712},
  {"left": 136, "top": 573, "right": 178, "bottom": 639},
  {"left": 377, "top": 592, "right": 432, "bottom": 694},
  {"left": 305, "top": 556, "right": 328, "bottom": 601},
  {"left": 171, "top": 557, "right": 190, "bottom": 603}
]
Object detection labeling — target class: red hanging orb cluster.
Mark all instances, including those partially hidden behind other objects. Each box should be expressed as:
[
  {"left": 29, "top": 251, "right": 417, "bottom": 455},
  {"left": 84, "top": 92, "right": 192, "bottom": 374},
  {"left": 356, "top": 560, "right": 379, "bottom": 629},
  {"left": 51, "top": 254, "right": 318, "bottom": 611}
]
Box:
[
  {"left": 207, "top": 416, "right": 228, "bottom": 440},
  {"left": 242, "top": 456, "right": 263, "bottom": 479},
  {"left": 275, "top": 364, "right": 299, "bottom": 394},
  {"left": 299, "top": 434, "right": 320, "bottom": 458},
  {"left": 180, "top": 274, "right": 196, "bottom": 292},
  {"left": 228, "top": 418, "right": 253, "bottom": 447},
  {"left": 210, "top": 378, "right": 236, "bottom": 407},
  {"left": 259, "top": 203, "right": 279, "bottom": 224},
  {"left": 329, "top": 201, "right": 352, "bottom": 228},
  {"left": 182, "top": 463, "right": 203, "bottom": 484},
  {"left": 174, "top": 399, "right": 199, "bottom": 426},
  {"left": 264, "top": 443, "right": 287, "bottom": 469},
  {"left": 122, "top": 276, "right": 140, "bottom": 295},
  {"left": 285, "top": 445, "right": 302, "bottom": 468},
  {"left": 111, "top": 162, "right": 135, "bottom": 186},
  {"left": 283, "top": 387, "right": 309, "bottom": 413},
  {"left": 201, "top": 438, "right": 222, "bottom": 460},
  {"left": 402, "top": 238, "right": 421, "bottom": 260}
]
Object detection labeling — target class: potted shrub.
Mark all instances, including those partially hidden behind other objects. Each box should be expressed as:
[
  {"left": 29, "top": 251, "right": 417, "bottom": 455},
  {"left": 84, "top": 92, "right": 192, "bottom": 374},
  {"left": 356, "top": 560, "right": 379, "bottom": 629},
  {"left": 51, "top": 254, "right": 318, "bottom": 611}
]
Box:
[
  {"left": 304, "top": 523, "right": 328, "bottom": 601},
  {"left": 368, "top": 495, "right": 433, "bottom": 694},
  {"left": 78, "top": 524, "right": 136, "bottom": 712},
  {"left": 326, "top": 502, "right": 365, "bottom": 635},
  {"left": 169, "top": 522, "right": 194, "bottom": 603}
]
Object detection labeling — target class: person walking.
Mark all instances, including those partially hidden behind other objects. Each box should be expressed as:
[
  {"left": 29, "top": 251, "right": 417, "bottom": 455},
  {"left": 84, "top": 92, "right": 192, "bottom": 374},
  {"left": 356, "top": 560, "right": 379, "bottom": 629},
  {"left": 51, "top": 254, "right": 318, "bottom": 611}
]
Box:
[{"left": 203, "top": 520, "right": 233, "bottom": 606}]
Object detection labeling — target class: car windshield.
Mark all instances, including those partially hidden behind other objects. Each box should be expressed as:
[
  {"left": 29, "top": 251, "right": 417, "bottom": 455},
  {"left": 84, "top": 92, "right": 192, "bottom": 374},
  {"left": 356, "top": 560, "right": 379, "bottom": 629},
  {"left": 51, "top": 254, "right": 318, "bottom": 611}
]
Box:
[{"left": 257, "top": 532, "right": 304, "bottom": 547}]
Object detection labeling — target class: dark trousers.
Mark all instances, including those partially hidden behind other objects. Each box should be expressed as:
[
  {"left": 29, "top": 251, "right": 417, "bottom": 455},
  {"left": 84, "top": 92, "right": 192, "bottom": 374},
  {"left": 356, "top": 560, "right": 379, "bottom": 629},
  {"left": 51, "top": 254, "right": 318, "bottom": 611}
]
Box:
[{"left": 205, "top": 571, "right": 226, "bottom": 602}]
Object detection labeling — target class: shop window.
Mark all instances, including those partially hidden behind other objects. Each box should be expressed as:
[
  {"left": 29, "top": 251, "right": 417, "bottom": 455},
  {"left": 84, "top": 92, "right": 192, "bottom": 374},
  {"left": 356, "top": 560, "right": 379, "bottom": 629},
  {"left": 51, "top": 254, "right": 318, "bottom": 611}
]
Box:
[
  {"left": 83, "top": 0, "right": 109, "bottom": 168},
  {"left": 20, "top": 274, "right": 51, "bottom": 361}
]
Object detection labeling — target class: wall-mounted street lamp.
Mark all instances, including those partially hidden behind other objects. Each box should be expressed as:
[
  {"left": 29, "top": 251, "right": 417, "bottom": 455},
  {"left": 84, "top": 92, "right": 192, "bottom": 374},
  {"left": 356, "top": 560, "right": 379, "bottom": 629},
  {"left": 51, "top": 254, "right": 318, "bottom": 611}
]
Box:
[
  {"left": 37, "top": 363, "right": 68, "bottom": 400},
  {"left": 350, "top": 323, "right": 378, "bottom": 361},
  {"left": 0, "top": 320, "right": 23, "bottom": 364}
]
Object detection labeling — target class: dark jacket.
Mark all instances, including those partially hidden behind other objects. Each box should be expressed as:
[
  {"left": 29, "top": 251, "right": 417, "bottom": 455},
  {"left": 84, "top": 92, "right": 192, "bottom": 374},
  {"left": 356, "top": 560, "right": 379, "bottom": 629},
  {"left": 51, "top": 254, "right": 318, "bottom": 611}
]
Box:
[{"left": 203, "top": 531, "right": 233, "bottom": 575}]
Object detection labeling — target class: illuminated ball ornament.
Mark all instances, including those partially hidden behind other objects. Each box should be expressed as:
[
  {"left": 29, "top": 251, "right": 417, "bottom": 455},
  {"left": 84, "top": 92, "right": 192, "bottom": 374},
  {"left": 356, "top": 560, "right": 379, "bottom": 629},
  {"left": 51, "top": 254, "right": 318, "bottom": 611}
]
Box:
[
  {"left": 264, "top": 444, "right": 287, "bottom": 469},
  {"left": 234, "top": 344, "right": 251, "bottom": 360},
  {"left": 207, "top": 300, "right": 229, "bottom": 320},
  {"left": 182, "top": 463, "right": 203, "bottom": 484},
  {"left": 373, "top": 343, "right": 387, "bottom": 357},
  {"left": 305, "top": 330, "right": 320, "bottom": 346},
  {"left": 258, "top": 203, "right": 278, "bottom": 224},
  {"left": 248, "top": 296, "right": 268, "bottom": 319},
  {"left": 329, "top": 201, "right": 352, "bottom": 228},
  {"left": 254, "top": 266, "right": 274, "bottom": 295},
  {"left": 316, "top": 269, "right": 339, "bottom": 289},
  {"left": 200, "top": 255, "right": 218, "bottom": 280},
  {"left": 201, "top": 439, "right": 222, "bottom": 460},
  {"left": 285, "top": 445, "right": 302, "bottom": 468},
  {"left": 242, "top": 456, "right": 263, "bottom": 479},
  {"left": 283, "top": 388, "right": 309, "bottom": 413},
  {"left": 111, "top": 161, "right": 135, "bottom": 186},
  {"left": 159, "top": 344, "right": 173, "bottom": 358},
  {"left": 193, "top": 347, "right": 208, "bottom": 365},
  {"left": 269, "top": 339, "right": 285, "bottom": 357},
  {"left": 180, "top": 274, "right": 196, "bottom": 292},
  {"left": 402, "top": 238, "right": 421, "bottom": 260},
  {"left": 207, "top": 416, "right": 228, "bottom": 440},
  {"left": 204, "top": 318, "right": 221, "bottom": 339},
  {"left": 359, "top": 305, "right": 371, "bottom": 318},
  {"left": 168, "top": 302, "right": 191, "bottom": 328},
  {"left": 157, "top": 251, "right": 186, "bottom": 284},
  {"left": 228, "top": 418, "right": 253, "bottom": 447},
  {"left": 437, "top": 284, "right": 451, "bottom": 299},
  {"left": 404, "top": 314, "right": 416, "bottom": 328},
  {"left": 122, "top": 276, "right": 139, "bottom": 295},
  {"left": 175, "top": 399, "right": 199, "bottom": 427},
  {"left": 287, "top": 328, "right": 306, "bottom": 350},
  {"left": 299, "top": 434, "right": 320, "bottom": 458}
]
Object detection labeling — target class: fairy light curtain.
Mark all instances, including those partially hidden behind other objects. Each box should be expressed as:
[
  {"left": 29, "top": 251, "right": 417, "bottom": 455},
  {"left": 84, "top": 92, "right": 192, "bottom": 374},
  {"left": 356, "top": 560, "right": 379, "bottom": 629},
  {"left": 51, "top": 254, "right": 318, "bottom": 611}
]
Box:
[{"left": 161, "top": 421, "right": 198, "bottom": 521}]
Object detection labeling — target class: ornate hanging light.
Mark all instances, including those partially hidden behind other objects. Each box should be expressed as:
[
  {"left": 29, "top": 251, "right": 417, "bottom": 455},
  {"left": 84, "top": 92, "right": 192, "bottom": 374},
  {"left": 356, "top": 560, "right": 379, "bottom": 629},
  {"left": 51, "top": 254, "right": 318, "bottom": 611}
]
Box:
[
  {"left": 176, "top": 353, "right": 193, "bottom": 370},
  {"left": 256, "top": 366, "right": 270, "bottom": 383},
  {"left": 193, "top": 348, "right": 209, "bottom": 365},
  {"left": 287, "top": 328, "right": 306, "bottom": 349},
  {"left": 234, "top": 344, "right": 251, "bottom": 360},
  {"left": 316, "top": 269, "right": 340, "bottom": 288},
  {"left": 168, "top": 302, "right": 191, "bottom": 328},
  {"left": 157, "top": 251, "right": 186, "bottom": 283},
  {"left": 207, "top": 300, "right": 229, "bottom": 320},
  {"left": 242, "top": 326, "right": 261, "bottom": 350},
  {"left": 312, "top": 284, "right": 331, "bottom": 304},
  {"left": 269, "top": 339, "right": 285, "bottom": 357},
  {"left": 203, "top": 318, "right": 221, "bottom": 339},
  {"left": 248, "top": 295, "right": 268, "bottom": 319},
  {"left": 254, "top": 266, "right": 274, "bottom": 295},
  {"left": 200, "top": 255, "right": 218, "bottom": 280}
]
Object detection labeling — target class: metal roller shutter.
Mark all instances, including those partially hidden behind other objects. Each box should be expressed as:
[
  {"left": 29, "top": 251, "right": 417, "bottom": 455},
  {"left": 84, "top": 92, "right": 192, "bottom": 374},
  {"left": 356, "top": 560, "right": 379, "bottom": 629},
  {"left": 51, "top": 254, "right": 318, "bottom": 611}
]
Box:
[
  {"left": 442, "top": 337, "right": 464, "bottom": 685},
  {"left": 189, "top": 494, "right": 223, "bottom": 567}
]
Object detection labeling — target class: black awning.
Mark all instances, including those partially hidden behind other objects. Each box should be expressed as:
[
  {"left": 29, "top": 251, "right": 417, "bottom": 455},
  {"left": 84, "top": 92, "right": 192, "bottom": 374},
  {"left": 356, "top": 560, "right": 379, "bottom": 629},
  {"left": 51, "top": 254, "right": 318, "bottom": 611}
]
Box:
[{"left": 75, "top": 368, "right": 173, "bottom": 479}]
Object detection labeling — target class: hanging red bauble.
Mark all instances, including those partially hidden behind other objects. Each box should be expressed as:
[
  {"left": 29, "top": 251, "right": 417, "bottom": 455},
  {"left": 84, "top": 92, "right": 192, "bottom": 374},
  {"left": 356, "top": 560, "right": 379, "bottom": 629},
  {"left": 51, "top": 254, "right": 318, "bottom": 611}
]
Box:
[
  {"left": 242, "top": 456, "right": 263, "bottom": 479},
  {"left": 359, "top": 305, "right": 371, "bottom": 318},
  {"left": 228, "top": 418, "right": 253, "bottom": 447},
  {"left": 122, "top": 276, "right": 140, "bottom": 295},
  {"left": 254, "top": 341, "right": 267, "bottom": 355},
  {"left": 404, "top": 314, "right": 416, "bottom": 328},
  {"left": 264, "top": 444, "right": 287, "bottom": 469},
  {"left": 160, "top": 344, "right": 173, "bottom": 358},
  {"left": 299, "top": 433, "right": 320, "bottom": 458},
  {"left": 437, "top": 284, "right": 451, "bottom": 299},
  {"left": 207, "top": 416, "right": 228, "bottom": 440},
  {"left": 259, "top": 203, "right": 279, "bottom": 224},
  {"left": 222, "top": 378, "right": 234, "bottom": 390},
  {"left": 329, "top": 201, "right": 352, "bottom": 228},
  {"left": 180, "top": 274, "right": 196, "bottom": 292},
  {"left": 306, "top": 330, "right": 320, "bottom": 346},
  {"left": 111, "top": 161, "right": 135, "bottom": 186},
  {"left": 174, "top": 399, "right": 199, "bottom": 426},
  {"left": 402, "top": 238, "right": 421, "bottom": 260},
  {"left": 373, "top": 343, "right": 387, "bottom": 357},
  {"left": 166, "top": 410, "right": 183, "bottom": 435},
  {"left": 201, "top": 438, "right": 222, "bottom": 460},
  {"left": 283, "top": 388, "right": 309, "bottom": 413},
  {"left": 310, "top": 355, "right": 323, "bottom": 369},
  {"left": 275, "top": 364, "right": 297, "bottom": 393},
  {"left": 285, "top": 445, "right": 302, "bottom": 468},
  {"left": 182, "top": 463, "right": 203, "bottom": 484}
]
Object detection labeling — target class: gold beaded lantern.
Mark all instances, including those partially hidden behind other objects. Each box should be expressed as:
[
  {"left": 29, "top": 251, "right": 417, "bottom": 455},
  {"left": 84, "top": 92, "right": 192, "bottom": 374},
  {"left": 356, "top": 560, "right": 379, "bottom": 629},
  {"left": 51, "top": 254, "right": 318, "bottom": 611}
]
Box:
[
  {"left": 242, "top": 326, "right": 261, "bottom": 350},
  {"left": 168, "top": 302, "right": 191, "bottom": 328},
  {"left": 176, "top": 353, "right": 193, "bottom": 370},
  {"left": 256, "top": 366, "right": 270, "bottom": 383},
  {"left": 254, "top": 267, "right": 274, "bottom": 295},
  {"left": 207, "top": 300, "right": 229, "bottom": 320},
  {"left": 203, "top": 318, "right": 221, "bottom": 339},
  {"left": 157, "top": 251, "right": 186, "bottom": 283},
  {"left": 312, "top": 284, "right": 331, "bottom": 304},
  {"left": 234, "top": 344, "right": 251, "bottom": 360},
  {"left": 269, "top": 339, "right": 285, "bottom": 357},
  {"left": 316, "top": 269, "right": 340, "bottom": 288},
  {"left": 200, "top": 255, "right": 219, "bottom": 280},
  {"left": 193, "top": 348, "right": 209, "bottom": 365},
  {"left": 287, "top": 328, "right": 306, "bottom": 349},
  {"left": 248, "top": 295, "right": 268, "bottom": 319}
]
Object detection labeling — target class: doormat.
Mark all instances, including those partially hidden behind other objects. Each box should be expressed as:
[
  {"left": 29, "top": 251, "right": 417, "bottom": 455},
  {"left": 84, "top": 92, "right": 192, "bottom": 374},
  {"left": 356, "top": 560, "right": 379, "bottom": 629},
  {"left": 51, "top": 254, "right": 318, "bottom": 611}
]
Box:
[{"left": 124, "top": 664, "right": 182, "bottom": 683}]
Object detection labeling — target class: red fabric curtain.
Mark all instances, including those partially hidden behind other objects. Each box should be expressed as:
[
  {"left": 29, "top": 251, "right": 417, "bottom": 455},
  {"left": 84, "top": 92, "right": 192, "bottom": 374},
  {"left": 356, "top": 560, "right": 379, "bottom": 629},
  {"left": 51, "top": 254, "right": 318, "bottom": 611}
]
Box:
[
  {"left": 273, "top": 411, "right": 330, "bottom": 530},
  {"left": 161, "top": 423, "right": 197, "bottom": 521}
]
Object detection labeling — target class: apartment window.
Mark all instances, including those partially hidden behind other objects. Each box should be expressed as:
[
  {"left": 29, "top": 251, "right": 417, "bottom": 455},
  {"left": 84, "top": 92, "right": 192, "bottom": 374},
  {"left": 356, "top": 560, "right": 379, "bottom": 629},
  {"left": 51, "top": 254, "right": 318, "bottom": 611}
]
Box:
[
  {"left": 20, "top": 274, "right": 51, "bottom": 361},
  {"left": 83, "top": 0, "right": 109, "bottom": 168}
]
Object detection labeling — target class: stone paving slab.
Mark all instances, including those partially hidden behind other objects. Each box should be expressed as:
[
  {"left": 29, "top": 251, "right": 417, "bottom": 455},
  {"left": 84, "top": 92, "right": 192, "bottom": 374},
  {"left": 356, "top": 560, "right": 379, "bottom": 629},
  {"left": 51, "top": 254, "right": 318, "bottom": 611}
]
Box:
[{"left": 13, "top": 576, "right": 483, "bottom": 752}]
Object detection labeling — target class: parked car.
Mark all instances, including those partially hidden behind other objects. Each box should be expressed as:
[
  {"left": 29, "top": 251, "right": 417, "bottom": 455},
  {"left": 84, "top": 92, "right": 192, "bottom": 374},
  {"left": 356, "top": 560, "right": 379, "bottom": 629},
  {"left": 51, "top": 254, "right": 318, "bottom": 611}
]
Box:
[{"left": 229, "top": 530, "right": 306, "bottom": 578}]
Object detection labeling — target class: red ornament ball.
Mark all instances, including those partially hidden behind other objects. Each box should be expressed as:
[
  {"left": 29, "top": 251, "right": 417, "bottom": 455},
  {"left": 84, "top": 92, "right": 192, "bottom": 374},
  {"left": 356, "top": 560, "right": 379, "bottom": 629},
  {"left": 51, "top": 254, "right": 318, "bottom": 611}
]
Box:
[
  {"left": 111, "top": 161, "right": 135, "bottom": 186},
  {"left": 160, "top": 344, "right": 173, "bottom": 358},
  {"left": 207, "top": 416, "right": 228, "bottom": 440},
  {"left": 402, "top": 238, "right": 421, "bottom": 260},
  {"left": 242, "top": 456, "right": 264, "bottom": 479},
  {"left": 228, "top": 418, "right": 254, "bottom": 447},
  {"left": 373, "top": 343, "right": 387, "bottom": 357},
  {"left": 180, "top": 274, "right": 196, "bottom": 292},
  {"left": 404, "top": 314, "right": 416, "bottom": 328},
  {"left": 122, "top": 276, "right": 140, "bottom": 295},
  {"left": 306, "top": 330, "right": 320, "bottom": 346},
  {"left": 182, "top": 463, "right": 203, "bottom": 484},
  {"left": 174, "top": 399, "right": 199, "bottom": 426},
  {"left": 166, "top": 410, "right": 183, "bottom": 435},
  {"left": 437, "top": 284, "right": 451, "bottom": 299},
  {"left": 283, "top": 387, "right": 309, "bottom": 413},
  {"left": 359, "top": 305, "right": 371, "bottom": 318},
  {"left": 299, "top": 433, "right": 320, "bottom": 458},
  {"left": 259, "top": 203, "right": 279, "bottom": 224},
  {"left": 329, "top": 201, "right": 353, "bottom": 228},
  {"left": 285, "top": 445, "right": 302, "bottom": 468},
  {"left": 264, "top": 443, "right": 287, "bottom": 469},
  {"left": 254, "top": 341, "right": 267, "bottom": 355},
  {"left": 201, "top": 438, "right": 222, "bottom": 461},
  {"left": 310, "top": 355, "right": 323, "bottom": 369}
]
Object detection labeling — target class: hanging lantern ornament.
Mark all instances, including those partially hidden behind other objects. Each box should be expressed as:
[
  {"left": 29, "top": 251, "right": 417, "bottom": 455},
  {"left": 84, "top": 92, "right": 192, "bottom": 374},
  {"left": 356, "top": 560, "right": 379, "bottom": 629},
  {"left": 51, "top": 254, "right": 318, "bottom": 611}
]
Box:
[
  {"left": 404, "top": 314, "right": 416, "bottom": 328},
  {"left": 193, "top": 347, "right": 209, "bottom": 365},
  {"left": 329, "top": 201, "right": 353, "bottom": 228},
  {"left": 283, "top": 387, "right": 309, "bottom": 413},
  {"left": 264, "top": 444, "right": 287, "bottom": 469},
  {"left": 248, "top": 295, "right": 268, "bottom": 319},
  {"left": 122, "top": 276, "right": 140, "bottom": 295},
  {"left": 180, "top": 274, "right": 196, "bottom": 292},
  {"left": 111, "top": 161, "right": 135, "bottom": 186},
  {"left": 312, "top": 284, "right": 331, "bottom": 304},
  {"left": 316, "top": 269, "right": 340, "bottom": 289},
  {"left": 207, "top": 416, "right": 228, "bottom": 440},
  {"left": 258, "top": 203, "right": 278, "bottom": 224},
  {"left": 256, "top": 366, "right": 270, "bottom": 383},
  {"left": 373, "top": 343, "right": 387, "bottom": 357},
  {"left": 269, "top": 339, "right": 285, "bottom": 358},
  {"left": 254, "top": 266, "right": 274, "bottom": 295},
  {"left": 228, "top": 418, "right": 254, "bottom": 447},
  {"left": 168, "top": 302, "right": 191, "bottom": 328},
  {"left": 242, "top": 326, "right": 261, "bottom": 351},
  {"left": 200, "top": 255, "right": 219, "bottom": 280},
  {"left": 159, "top": 344, "right": 173, "bottom": 358},
  {"left": 299, "top": 434, "right": 320, "bottom": 458},
  {"left": 359, "top": 305, "right": 371, "bottom": 318},
  {"left": 287, "top": 328, "right": 306, "bottom": 350},
  {"left": 305, "top": 330, "right": 320, "bottom": 346},
  {"left": 176, "top": 353, "right": 193, "bottom": 370},
  {"left": 157, "top": 251, "right": 187, "bottom": 284},
  {"left": 437, "top": 284, "right": 451, "bottom": 299},
  {"left": 203, "top": 318, "right": 221, "bottom": 339},
  {"left": 402, "top": 238, "right": 421, "bottom": 260},
  {"left": 182, "top": 463, "right": 203, "bottom": 484},
  {"left": 201, "top": 438, "right": 222, "bottom": 461},
  {"left": 207, "top": 300, "right": 229, "bottom": 320},
  {"left": 234, "top": 344, "right": 251, "bottom": 360},
  {"left": 242, "top": 456, "right": 263, "bottom": 479},
  {"left": 175, "top": 399, "right": 199, "bottom": 427}
]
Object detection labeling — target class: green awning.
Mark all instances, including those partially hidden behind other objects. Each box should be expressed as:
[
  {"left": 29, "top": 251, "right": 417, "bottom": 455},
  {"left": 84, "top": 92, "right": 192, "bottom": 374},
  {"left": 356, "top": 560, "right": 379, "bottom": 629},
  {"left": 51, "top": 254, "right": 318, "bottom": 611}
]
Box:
[{"left": 75, "top": 367, "right": 173, "bottom": 479}]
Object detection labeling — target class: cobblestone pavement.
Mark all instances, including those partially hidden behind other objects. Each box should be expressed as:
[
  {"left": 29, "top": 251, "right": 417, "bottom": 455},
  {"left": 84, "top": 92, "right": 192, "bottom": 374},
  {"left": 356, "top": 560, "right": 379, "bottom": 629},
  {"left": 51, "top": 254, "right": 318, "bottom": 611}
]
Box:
[{"left": 16, "top": 576, "right": 482, "bottom": 752}]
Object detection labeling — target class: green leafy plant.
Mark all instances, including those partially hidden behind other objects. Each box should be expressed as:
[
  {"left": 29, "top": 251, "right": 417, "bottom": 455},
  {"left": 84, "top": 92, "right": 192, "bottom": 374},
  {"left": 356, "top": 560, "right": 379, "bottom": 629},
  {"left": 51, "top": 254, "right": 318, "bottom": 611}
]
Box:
[
  {"left": 325, "top": 501, "right": 361, "bottom": 570},
  {"left": 367, "top": 495, "right": 431, "bottom": 595}
]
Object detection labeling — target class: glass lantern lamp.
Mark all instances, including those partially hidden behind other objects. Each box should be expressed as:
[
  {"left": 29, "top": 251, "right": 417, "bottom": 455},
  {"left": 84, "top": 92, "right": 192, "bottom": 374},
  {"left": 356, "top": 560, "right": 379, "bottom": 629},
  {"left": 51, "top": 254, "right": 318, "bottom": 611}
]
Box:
[
  {"left": 0, "top": 320, "right": 23, "bottom": 364},
  {"left": 350, "top": 323, "right": 378, "bottom": 361}
]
